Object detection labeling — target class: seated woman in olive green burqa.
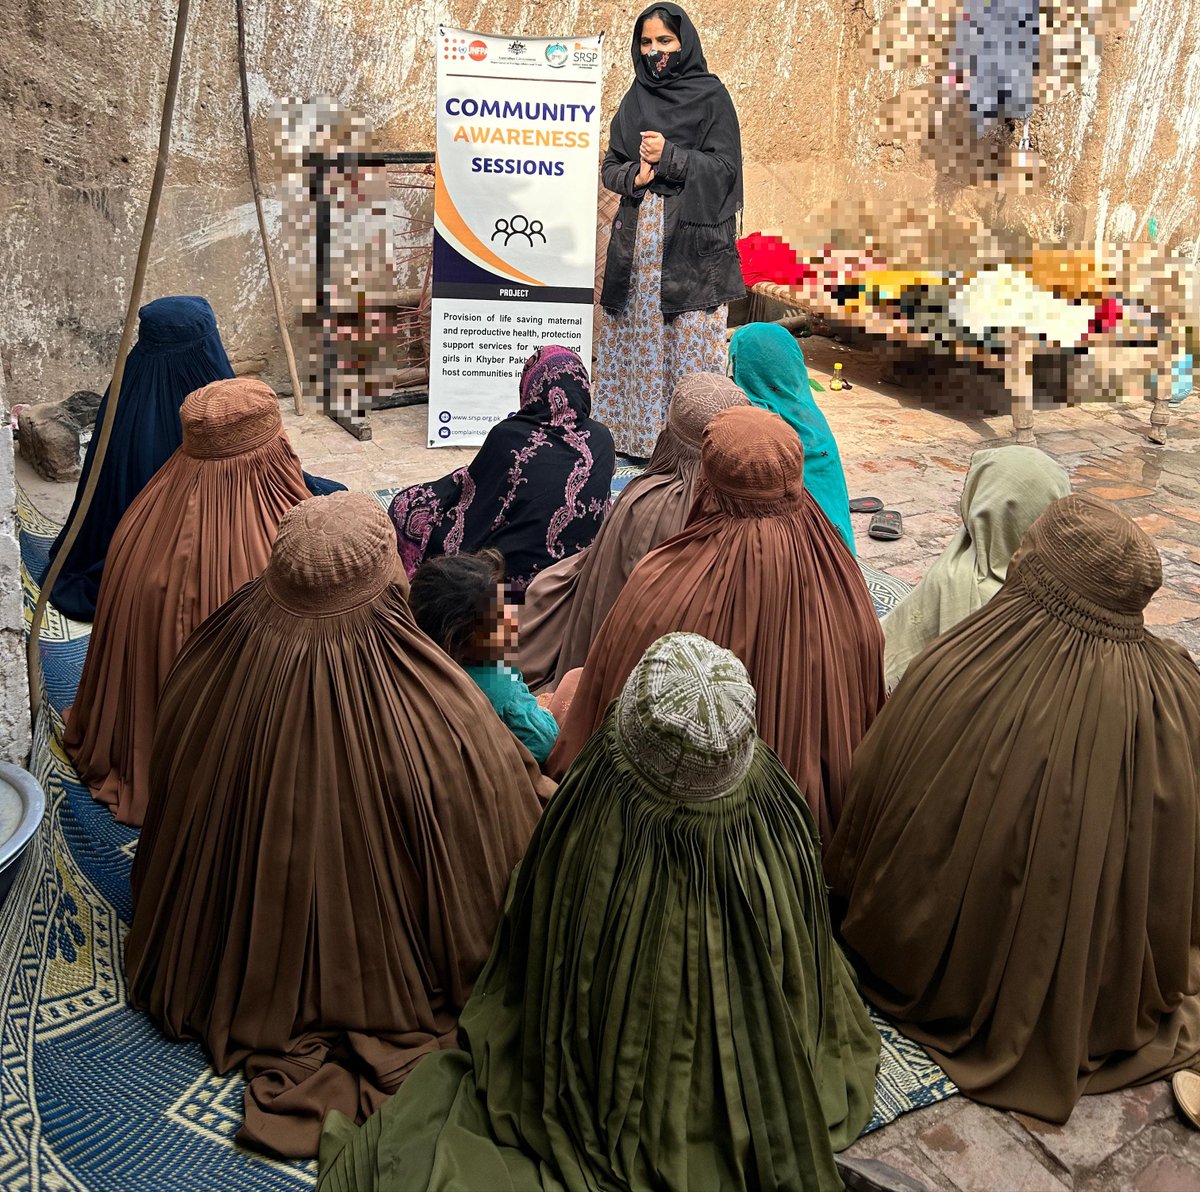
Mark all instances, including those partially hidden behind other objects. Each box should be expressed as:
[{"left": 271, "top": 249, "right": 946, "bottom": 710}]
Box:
[{"left": 318, "top": 632, "right": 880, "bottom": 1192}]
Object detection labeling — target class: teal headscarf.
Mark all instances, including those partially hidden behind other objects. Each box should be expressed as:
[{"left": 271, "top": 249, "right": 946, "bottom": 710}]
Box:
[{"left": 729, "top": 323, "right": 856, "bottom": 555}]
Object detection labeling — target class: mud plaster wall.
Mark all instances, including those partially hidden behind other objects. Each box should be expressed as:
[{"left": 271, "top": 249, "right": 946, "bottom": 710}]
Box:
[{"left": 1, "top": 0, "right": 1198, "bottom": 402}]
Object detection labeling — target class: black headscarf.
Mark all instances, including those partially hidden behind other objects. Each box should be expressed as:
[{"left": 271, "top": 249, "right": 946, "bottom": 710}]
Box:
[
  {"left": 608, "top": 3, "right": 743, "bottom": 227},
  {"left": 389, "top": 347, "right": 616, "bottom": 596}
]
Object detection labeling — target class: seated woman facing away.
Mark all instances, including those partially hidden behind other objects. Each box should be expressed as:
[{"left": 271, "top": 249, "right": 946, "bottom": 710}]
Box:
[
  {"left": 389, "top": 345, "right": 616, "bottom": 598},
  {"left": 518, "top": 371, "right": 749, "bottom": 693},
  {"left": 48, "top": 295, "right": 343, "bottom": 622},
  {"left": 728, "top": 321, "right": 857, "bottom": 555},
  {"left": 881, "top": 444, "right": 1070, "bottom": 691},
  {"left": 65, "top": 378, "right": 314, "bottom": 827},
  {"left": 125, "top": 493, "right": 551, "bottom": 1160},
  {"left": 408, "top": 550, "right": 560, "bottom": 766},
  {"left": 317, "top": 633, "right": 880, "bottom": 1192},
  {"left": 826, "top": 493, "right": 1200, "bottom": 1123},
  {"left": 547, "top": 404, "right": 884, "bottom": 842}
]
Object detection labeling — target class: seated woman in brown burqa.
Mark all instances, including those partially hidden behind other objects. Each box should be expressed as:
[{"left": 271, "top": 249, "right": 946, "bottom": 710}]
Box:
[
  {"left": 826, "top": 493, "right": 1200, "bottom": 1123},
  {"left": 125, "top": 493, "right": 552, "bottom": 1159}
]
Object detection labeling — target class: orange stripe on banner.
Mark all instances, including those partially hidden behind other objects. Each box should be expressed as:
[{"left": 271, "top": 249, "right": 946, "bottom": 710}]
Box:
[{"left": 435, "top": 161, "right": 545, "bottom": 287}]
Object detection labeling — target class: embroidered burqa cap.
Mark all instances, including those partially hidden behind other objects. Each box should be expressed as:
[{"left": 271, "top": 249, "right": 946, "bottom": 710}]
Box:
[
  {"left": 614, "top": 632, "right": 757, "bottom": 800},
  {"left": 701, "top": 402, "right": 806, "bottom": 506},
  {"left": 266, "top": 492, "right": 407, "bottom": 614},
  {"left": 136, "top": 294, "right": 222, "bottom": 349},
  {"left": 181, "top": 377, "right": 284, "bottom": 458},
  {"left": 1015, "top": 490, "right": 1161, "bottom": 616},
  {"left": 668, "top": 372, "right": 750, "bottom": 454}
]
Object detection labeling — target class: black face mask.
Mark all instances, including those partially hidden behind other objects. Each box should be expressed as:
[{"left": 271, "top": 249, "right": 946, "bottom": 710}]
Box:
[{"left": 640, "top": 48, "right": 680, "bottom": 82}]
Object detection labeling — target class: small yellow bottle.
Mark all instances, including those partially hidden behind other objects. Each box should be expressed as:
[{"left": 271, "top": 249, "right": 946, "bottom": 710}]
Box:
[{"left": 829, "top": 362, "right": 844, "bottom": 391}]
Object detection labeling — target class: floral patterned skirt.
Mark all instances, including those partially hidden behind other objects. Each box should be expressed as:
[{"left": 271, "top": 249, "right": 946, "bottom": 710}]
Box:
[{"left": 593, "top": 193, "right": 728, "bottom": 458}]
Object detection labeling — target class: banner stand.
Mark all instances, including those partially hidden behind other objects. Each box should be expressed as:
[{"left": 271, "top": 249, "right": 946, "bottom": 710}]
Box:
[{"left": 430, "top": 27, "right": 604, "bottom": 446}]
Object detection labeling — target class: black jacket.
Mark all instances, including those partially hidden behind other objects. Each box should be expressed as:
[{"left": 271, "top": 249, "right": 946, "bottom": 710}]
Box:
[{"left": 599, "top": 140, "right": 744, "bottom": 318}]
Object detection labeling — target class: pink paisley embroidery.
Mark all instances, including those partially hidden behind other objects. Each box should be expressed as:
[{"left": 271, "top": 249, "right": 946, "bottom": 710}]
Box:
[
  {"left": 546, "top": 425, "right": 594, "bottom": 560},
  {"left": 547, "top": 382, "right": 572, "bottom": 427},
  {"left": 587, "top": 495, "right": 610, "bottom": 521},
  {"left": 443, "top": 466, "right": 475, "bottom": 557},
  {"left": 391, "top": 484, "right": 437, "bottom": 576},
  {"left": 492, "top": 430, "right": 548, "bottom": 532}
]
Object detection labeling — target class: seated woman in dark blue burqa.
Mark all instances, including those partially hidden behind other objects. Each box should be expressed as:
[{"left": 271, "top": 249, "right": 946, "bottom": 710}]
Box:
[{"left": 47, "top": 295, "right": 344, "bottom": 621}]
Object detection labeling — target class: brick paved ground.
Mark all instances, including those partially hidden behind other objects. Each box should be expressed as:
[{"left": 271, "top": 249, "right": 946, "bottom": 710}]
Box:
[
  {"left": 16, "top": 337, "right": 1200, "bottom": 1189},
  {"left": 20, "top": 338, "right": 1200, "bottom": 667},
  {"left": 795, "top": 333, "right": 1200, "bottom": 659},
  {"left": 841, "top": 1078, "right": 1200, "bottom": 1191}
]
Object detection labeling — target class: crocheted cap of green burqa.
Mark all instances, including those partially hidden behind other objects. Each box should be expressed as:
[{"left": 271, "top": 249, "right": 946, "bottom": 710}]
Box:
[{"left": 613, "top": 630, "right": 757, "bottom": 800}]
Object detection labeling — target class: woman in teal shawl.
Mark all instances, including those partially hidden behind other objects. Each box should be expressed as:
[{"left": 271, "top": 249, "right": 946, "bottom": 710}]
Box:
[
  {"left": 729, "top": 322, "right": 856, "bottom": 554},
  {"left": 318, "top": 632, "right": 880, "bottom": 1192}
]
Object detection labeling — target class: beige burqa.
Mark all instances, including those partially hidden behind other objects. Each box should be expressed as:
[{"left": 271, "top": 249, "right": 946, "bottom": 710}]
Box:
[
  {"left": 882, "top": 445, "right": 1070, "bottom": 690},
  {"left": 826, "top": 493, "right": 1200, "bottom": 1122},
  {"left": 64, "top": 378, "right": 312, "bottom": 826},
  {"left": 518, "top": 373, "right": 749, "bottom": 691},
  {"left": 126, "top": 493, "right": 551, "bottom": 1159}
]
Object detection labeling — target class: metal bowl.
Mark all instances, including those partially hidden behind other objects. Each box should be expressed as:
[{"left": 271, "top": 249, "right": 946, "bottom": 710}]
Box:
[{"left": 0, "top": 763, "right": 46, "bottom": 909}]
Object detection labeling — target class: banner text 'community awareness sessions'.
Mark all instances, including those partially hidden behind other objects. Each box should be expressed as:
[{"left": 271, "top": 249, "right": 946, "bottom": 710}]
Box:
[{"left": 446, "top": 99, "right": 597, "bottom": 175}]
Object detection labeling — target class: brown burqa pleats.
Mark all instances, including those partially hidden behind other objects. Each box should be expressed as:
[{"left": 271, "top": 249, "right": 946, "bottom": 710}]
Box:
[
  {"left": 518, "top": 373, "right": 750, "bottom": 692},
  {"left": 64, "top": 378, "right": 312, "bottom": 827},
  {"left": 546, "top": 405, "right": 884, "bottom": 840},
  {"left": 825, "top": 493, "right": 1200, "bottom": 1123},
  {"left": 125, "top": 493, "right": 552, "bottom": 1160}
]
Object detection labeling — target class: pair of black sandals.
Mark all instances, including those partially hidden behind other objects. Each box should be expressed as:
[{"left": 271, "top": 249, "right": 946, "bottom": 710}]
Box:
[{"left": 849, "top": 496, "right": 902, "bottom": 541}]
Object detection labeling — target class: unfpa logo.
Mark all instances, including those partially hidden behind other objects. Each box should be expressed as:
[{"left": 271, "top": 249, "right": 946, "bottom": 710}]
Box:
[
  {"left": 442, "top": 36, "right": 469, "bottom": 61},
  {"left": 468, "top": 40, "right": 488, "bottom": 62}
]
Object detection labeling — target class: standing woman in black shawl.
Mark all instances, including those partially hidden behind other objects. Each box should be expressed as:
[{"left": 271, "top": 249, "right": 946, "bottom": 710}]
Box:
[{"left": 594, "top": 4, "right": 744, "bottom": 459}]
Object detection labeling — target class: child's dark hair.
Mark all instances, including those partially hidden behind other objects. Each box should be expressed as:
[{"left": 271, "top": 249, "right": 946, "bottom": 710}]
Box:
[
  {"left": 408, "top": 550, "right": 506, "bottom": 664},
  {"left": 637, "top": 7, "right": 681, "bottom": 39}
]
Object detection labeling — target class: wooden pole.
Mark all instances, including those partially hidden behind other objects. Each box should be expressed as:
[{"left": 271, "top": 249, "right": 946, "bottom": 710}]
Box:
[
  {"left": 26, "top": 0, "right": 193, "bottom": 720},
  {"left": 1148, "top": 333, "right": 1174, "bottom": 446},
  {"left": 1007, "top": 333, "right": 1036, "bottom": 445},
  {"left": 234, "top": 0, "right": 305, "bottom": 415}
]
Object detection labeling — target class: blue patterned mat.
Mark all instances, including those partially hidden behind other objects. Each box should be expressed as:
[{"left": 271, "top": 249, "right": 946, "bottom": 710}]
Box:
[
  {"left": 0, "top": 490, "right": 950, "bottom": 1190},
  {"left": 2, "top": 490, "right": 316, "bottom": 1192}
]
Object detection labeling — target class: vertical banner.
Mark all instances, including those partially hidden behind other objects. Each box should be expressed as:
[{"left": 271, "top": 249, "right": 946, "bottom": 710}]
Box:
[{"left": 430, "top": 28, "right": 603, "bottom": 446}]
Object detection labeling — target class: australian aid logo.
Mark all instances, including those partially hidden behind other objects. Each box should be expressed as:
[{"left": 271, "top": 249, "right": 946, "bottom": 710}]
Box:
[{"left": 572, "top": 41, "right": 599, "bottom": 68}]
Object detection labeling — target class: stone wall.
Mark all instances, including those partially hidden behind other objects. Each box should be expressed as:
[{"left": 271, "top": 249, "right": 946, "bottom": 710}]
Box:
[{"left": 2, "top": 0, "right": 1198, "bottom": 403}]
